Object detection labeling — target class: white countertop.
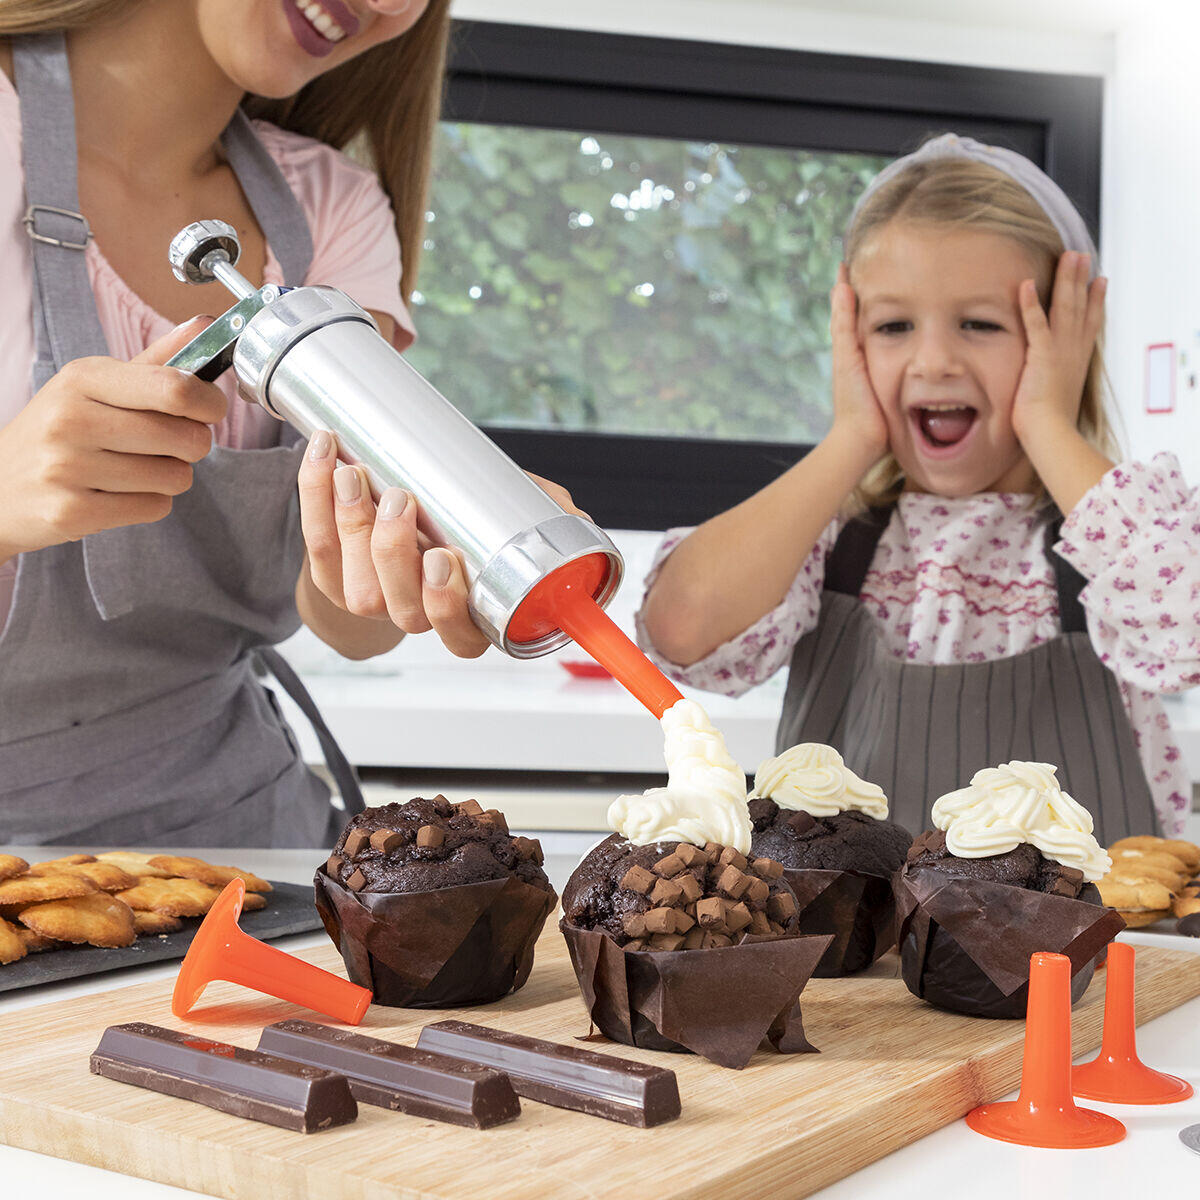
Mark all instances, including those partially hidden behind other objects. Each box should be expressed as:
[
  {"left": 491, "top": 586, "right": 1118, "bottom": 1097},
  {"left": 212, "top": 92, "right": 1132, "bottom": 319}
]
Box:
[{"left": 2, "top": 839, "right": 1198, "bottom": 1200}]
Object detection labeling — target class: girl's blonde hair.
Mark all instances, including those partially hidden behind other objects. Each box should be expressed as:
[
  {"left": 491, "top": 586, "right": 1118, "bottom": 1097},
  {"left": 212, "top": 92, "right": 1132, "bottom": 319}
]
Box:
[
  {"left": 844, "top": 152, "right": 1117, "bottom": 511},
  {"left": 0, "top": 0, "right": 452, "bottom": 305}
]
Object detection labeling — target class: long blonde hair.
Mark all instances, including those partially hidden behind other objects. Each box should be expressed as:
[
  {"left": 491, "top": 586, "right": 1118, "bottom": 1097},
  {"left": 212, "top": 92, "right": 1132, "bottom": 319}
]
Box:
[
  {"left": 844, "top": 154, "right": 1117, "bottom": 511},
  {"left": 0, "top": 0, "right": 451, "bottom": 304}
]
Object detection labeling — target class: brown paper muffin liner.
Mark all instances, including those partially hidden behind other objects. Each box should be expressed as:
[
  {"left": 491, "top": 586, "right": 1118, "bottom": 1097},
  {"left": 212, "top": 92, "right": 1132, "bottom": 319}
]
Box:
[
  {"left": 561, "top": 919, "right": 833, "bottom": 1069},
  {"left": 314, "top": 868, "right": 557, "bottom": 1008},
  {"left": 783, "top": 867, "right": 899, "bottom": 977},
  {"left": 894, "top": 867, "right": 1125, "bottom": 1019}
]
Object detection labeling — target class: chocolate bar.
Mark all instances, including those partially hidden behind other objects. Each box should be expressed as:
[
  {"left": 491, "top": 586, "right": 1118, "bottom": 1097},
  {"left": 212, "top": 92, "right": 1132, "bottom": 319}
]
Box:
[
  {"left": 416, "top": 1019, "right": 681, "bottom": 1127},
  {"left": 257, "top": 1019, "right": 520, "bottom": 1129},
  {"left": 90, "top": 1023, "right": 357, "bottom": 1133}
]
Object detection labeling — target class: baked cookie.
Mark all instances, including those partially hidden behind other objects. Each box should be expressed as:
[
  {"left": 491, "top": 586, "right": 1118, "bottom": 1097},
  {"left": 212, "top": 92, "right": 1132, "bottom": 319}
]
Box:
[
  {"left": 115, "top": 877, "right": 223, "bottom": 918},
  {"left": 131, "top": 910, "right": 184, "bottom": 936},
  {"left": 95, "top": 851, "right": 174, "bottom": 880},
  {"left": 0, "top": 855, "right": 29, "bottom": 882},
  {"left": 0, "top": 918, "right": 26, "bottom": 965},
  {"left": 1110, "top": 836, "right": 1200, "bottom": 874},
  {"left": 147, "top": 855, "right": 272, "bottom": 893},
  {"left": 19, "top": 893, "right": 136, "bottom": 949},
  {"left": 28, "top": 860, "right": 137, "bottom": 892},
  {"left": 0, "top": 873, "right": 97, "bottom": 905}
]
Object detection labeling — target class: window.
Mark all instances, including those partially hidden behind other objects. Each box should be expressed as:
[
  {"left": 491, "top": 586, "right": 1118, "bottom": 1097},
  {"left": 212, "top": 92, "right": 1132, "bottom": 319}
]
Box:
[{"left": 408, "top": 21, "right": 1102, "bottom": 529}]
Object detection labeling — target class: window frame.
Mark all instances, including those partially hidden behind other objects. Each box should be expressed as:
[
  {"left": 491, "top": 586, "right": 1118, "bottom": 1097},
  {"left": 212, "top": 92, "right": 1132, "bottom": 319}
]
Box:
[{"left": 435, "top": 19, "right": 1103, "bottom": 530}]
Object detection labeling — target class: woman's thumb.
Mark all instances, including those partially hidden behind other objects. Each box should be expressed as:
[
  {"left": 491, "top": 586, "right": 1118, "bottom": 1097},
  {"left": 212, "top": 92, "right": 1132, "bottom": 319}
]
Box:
[{"left": 131, "top": 315, "right": 216, "bottom": 367}]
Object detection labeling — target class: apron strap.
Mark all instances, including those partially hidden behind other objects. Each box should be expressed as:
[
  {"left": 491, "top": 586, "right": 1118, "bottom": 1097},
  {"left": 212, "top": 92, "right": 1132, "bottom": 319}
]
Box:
[
  {"left": 220, "top": 109, "right": 314, "bottom": 286},
  {"left": 13, "top": 31, "right": 109, "bottom": 389},
  {"left": 1044, "top": 514, "right": 1088, "bottom": 634},
  {"left": 824, "top": 505, "right": 893, "bottom": 597}
]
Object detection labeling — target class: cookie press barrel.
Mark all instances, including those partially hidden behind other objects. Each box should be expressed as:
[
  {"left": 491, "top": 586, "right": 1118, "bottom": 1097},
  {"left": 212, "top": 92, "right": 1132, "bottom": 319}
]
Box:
[{"left": 166, "top": 220, "right": 682, "bottom": 717}]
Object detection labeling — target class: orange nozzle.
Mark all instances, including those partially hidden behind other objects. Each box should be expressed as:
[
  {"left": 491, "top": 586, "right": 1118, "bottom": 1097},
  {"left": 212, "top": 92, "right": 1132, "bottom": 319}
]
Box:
[
  {"left": 172, "top": 879, "right": 371, "bottom": 1025},
  {"left": 509, "top": 554, "right": 683, "bottom": 719},
  {"left": 965, "top": 952, "right": 1126, "bottom": 1148},
  {"left": 1072, "top": 942, "right": 1193, "bottom": 1104}
]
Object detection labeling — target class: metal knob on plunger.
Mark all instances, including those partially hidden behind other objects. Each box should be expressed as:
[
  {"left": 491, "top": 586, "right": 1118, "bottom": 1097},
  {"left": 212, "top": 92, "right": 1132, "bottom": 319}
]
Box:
[{"left": 166, "top": 219, "right": 623, "bottom": 657}]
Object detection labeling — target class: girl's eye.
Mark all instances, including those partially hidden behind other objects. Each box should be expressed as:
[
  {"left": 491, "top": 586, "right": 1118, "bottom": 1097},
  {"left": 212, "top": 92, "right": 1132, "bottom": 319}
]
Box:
[
  {"left": 963, "top": 320, "right": 1003, "bottom": 332},
  {"left": 874, "top": 321, "right": 911, "bottom": 335}
]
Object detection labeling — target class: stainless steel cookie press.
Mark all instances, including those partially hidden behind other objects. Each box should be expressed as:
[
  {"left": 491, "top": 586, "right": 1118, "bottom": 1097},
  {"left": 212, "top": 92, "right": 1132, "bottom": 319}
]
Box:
[{"left": 165, "top": 218, "right": 625, "bottom": 661}]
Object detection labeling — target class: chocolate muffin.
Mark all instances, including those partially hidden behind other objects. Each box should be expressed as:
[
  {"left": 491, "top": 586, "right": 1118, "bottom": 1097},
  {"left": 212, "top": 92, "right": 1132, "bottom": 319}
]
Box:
[
  {"left": 561, "top": 833, "right": 832, "bottom": 1068},
  {"left": 562, "top": 832, "right": 801, "bottom": 951},
  {"left": 325, "top": 795, "right": 551, "bottom": 895},
  {"left": 315, "top": 797, "right": 557, "bottom": 1008},
  {"left": 895, "top": 762, "right": 1123, "bottom": 1021},
  {"left": 747, "top": 797, "right": 911, "bottom": 977}
]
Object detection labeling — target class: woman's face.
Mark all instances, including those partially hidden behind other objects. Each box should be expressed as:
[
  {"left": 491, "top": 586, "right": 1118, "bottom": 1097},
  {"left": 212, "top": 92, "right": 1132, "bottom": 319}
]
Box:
[
  {"left": 194, "top": 0, "right": 432, "bottom": 97},
  {"left": 852, "top": 220, "right": 1043, "bottom": 497}
]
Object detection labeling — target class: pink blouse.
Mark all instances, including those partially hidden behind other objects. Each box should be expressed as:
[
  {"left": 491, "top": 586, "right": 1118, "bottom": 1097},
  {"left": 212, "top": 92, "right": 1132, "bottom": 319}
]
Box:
[
  {"left": 635, "top": 456, "right": 1199, "bottom": 837},
  {"left": 0, "top": 67, "right": 415, "bottom": 620}
]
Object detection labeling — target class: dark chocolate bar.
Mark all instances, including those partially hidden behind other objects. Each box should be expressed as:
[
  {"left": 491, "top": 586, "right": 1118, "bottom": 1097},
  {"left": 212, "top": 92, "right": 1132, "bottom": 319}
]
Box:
[
  {"left": 416, "top": 1019, "right": 681, "bottom": 1127},
  {"left": 257, "top": 1019, "right": 520, "bottom": 1129},
  {"left": 90, "top": 1023, "right": 357, "bottom": 1133}
]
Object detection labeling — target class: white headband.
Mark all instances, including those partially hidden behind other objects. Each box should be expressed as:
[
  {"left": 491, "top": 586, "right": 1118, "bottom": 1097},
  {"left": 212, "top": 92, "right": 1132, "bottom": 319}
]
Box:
[{"left": 850, "top": 133, "right": 1099, "bottom": 277}]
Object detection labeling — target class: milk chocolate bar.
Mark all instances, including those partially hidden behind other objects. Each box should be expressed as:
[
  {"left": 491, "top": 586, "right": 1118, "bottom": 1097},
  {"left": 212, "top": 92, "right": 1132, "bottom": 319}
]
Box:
[
  {"left": 90, "top": 1023, "right": 357, "bottom": 1133},
  {"left": 416, "top": 1019, "right": 681, "bottom": 1127},
  {"left": 257, "top": 1019, "right": 520, "bottom": 1129}
]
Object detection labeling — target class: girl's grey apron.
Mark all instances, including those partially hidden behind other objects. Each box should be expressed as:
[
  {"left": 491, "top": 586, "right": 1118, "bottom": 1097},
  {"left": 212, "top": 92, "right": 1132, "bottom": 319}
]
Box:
[
  {"left": 0, "top": 32, "right": 365, "bottom": 846},
  {"left": 777, "top": 504, "right": 1161, "bottom": 842}
]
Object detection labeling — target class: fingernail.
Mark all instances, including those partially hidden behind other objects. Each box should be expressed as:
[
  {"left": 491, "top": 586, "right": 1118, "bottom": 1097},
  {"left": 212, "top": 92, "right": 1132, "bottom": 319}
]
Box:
[
  {"left": 423, "top": 549, "right": 452, "bottom": 588},
  {"left": 378, "top": 488, "right": 409, "bottom": 519},
  {"left": 333, "top": 465, "right": 361, "bottom": 503},
  {"left": 309, "top": 430, "right": 333, "bottom": 460}
]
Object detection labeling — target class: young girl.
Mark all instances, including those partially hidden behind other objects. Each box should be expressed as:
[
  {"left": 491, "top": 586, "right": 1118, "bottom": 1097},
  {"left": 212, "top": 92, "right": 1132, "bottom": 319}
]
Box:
[
  {"left": 0, "top": 1, "right": 576, "bottom": 846},
  {"left": 638, "top": 133, "right": 1199, "bottom": 842}
]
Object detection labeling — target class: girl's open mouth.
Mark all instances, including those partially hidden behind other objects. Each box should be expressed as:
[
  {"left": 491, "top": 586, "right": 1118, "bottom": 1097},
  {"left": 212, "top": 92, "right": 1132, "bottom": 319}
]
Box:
[{"left": 912, "top": 404, "right": 978, "bottom": 457}]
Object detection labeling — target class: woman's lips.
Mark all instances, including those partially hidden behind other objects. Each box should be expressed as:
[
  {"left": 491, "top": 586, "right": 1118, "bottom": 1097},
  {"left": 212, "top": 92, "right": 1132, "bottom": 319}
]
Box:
[{"left": 281, "top": 0, "right": 359, "bottom": 58}]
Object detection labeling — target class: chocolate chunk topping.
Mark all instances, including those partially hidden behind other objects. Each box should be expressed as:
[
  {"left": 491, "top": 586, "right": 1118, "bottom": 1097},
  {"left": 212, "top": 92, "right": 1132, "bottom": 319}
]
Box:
[
  {"left": 620, "top": 865, "right": 656, "bottom": 895},
  {"left": 345, "top": 869, "right": 366, "bottom": 892},
  {"left": 653, "top": 853, "right": 686, "bottom": 878},
  {"left": 455, "top": 799, "right": 484, "bottom": 816},
  {"left": 416, "top": 825, "right": 445, "bottom": 849},
  {"left": 343, "top": 829, "right": 370, "bottom": 857},
  {"left": 369, "top": 829, "right": 404, "bottom": 854},
  {"left": 786, "top": 810, "right": 818, "bottom": 836},
  {"left": 649, "top": 878, "right": 685, "bottom": 907}
]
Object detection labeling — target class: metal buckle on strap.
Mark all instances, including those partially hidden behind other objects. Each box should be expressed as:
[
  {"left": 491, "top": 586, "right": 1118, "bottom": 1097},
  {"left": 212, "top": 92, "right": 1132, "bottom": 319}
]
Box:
[{"left": 23, "top": 204, "right": 93, "bottom": 251}]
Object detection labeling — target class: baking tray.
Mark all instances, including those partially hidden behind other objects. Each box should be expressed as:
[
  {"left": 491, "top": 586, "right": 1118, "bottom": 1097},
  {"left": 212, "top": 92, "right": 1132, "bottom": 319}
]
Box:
[{"left": 0, "top": 880, "right": 323, "bottom": 995}]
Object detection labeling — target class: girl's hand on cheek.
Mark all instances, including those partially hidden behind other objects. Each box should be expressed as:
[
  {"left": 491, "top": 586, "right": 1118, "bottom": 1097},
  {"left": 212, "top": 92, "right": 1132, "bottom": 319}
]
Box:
[
  {"left": 1011, "top": 251, "right": 1106, "bottom": 451},
  {"left": 829, "top": 263, "right": 890, "bottom": 461}
]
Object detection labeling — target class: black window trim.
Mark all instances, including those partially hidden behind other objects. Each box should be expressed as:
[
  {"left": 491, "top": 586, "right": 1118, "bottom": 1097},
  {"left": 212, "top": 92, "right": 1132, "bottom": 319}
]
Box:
[{"left": 437, "top": 19, "right": 1103, "bottom": 531}]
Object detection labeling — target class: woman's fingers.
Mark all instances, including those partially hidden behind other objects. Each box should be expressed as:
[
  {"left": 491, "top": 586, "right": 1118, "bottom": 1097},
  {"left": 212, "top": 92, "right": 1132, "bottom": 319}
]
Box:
[
  {"left": 372, "top": 487, "right": 432, "bottom": 633},
  {"left": 298, "top": 430, "right": 346, "bottom": 607},
  {"left": 421, "top": 548, "right": 489, "bottom": 658},
  {"left": 332, "top": 465, "right": 388, "bottom": 618}
]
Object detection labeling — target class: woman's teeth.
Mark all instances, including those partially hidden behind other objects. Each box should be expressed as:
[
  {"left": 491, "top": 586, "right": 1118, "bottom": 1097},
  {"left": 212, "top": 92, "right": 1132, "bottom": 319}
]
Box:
[{"left": 295, "top": 0, "right": 347, "bottom": 41}]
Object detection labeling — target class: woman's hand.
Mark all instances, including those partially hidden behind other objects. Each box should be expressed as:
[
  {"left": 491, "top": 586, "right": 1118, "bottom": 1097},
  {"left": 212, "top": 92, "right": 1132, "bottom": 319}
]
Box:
[
  {"left": 297, "top": 433, "right": 587, "bottom": 659},
  {"left": 0, "top": 318, "right": 227, "bottom": 563},
  {"left": 830, "top": 262, "right": 890, "bottom": 462},
  {"left": 1012, "top": 251, "right": 1107, "bottom": 451}
]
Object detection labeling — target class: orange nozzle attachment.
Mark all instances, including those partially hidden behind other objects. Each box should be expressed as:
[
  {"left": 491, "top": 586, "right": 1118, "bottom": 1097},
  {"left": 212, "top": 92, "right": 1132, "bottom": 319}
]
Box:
[
  {"left": 1072, "top": 942, "right": 1193, "bottom": 1104},
  {"left": 172, "top": 879, "right": 371, "bottom": 1025},
  {"left": 965, "top": 952, "right": 1126, "bottom": 1148},
  {"left": 509, "top": 554, "right": 683, "bottom": 719}
]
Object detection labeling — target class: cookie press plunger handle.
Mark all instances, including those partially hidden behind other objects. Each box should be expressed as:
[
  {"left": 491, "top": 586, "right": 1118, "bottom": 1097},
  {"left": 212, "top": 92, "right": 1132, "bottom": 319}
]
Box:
[{"left": 165, "top": 220, "right": 683, "bottom": 717}]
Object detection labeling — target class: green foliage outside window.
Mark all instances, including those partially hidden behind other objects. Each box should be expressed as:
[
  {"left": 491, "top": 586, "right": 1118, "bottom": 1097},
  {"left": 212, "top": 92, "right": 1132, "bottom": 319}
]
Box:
[{"left": 404, "top": 124, "right": 887, "bottom": 444}]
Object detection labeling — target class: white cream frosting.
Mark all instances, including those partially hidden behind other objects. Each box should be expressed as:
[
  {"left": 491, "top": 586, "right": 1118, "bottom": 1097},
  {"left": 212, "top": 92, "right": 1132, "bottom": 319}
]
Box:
[
  {"left": 930, "top": 760, "right": 1111, "bottom": 881},
  {"left": 752, "top": 743, "right": 889, "bottom": 819},
  {"left": 607, "top": 699, "right": 752, "bottom": 854}
]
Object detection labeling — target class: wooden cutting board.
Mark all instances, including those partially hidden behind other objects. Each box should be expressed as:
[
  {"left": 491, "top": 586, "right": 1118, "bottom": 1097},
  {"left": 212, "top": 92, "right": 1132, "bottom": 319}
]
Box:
[{"left": 1, "top": 934, "right": 1198, "bottom": 1200}]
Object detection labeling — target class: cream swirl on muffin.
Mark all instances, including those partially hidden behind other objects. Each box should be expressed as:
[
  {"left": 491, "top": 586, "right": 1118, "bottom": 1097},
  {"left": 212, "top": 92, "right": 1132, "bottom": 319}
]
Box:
[
  {"left": 931, "top": 760, "right": 1110, "bottom": 881},
  {"left": 752, "top": 743, "right": 888, "bottom": 820},
  {"left": 608, "top": 699, "right": 752, "bottom": 853}
]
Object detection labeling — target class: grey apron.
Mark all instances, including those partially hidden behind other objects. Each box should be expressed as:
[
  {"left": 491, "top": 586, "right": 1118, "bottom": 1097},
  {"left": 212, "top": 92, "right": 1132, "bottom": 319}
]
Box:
[
  {"left": 0, "top": 32, "right": 363, "bottom": 846},
  {"left": 777, "top": 503, "right": 1161, "bottom": 842}
]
